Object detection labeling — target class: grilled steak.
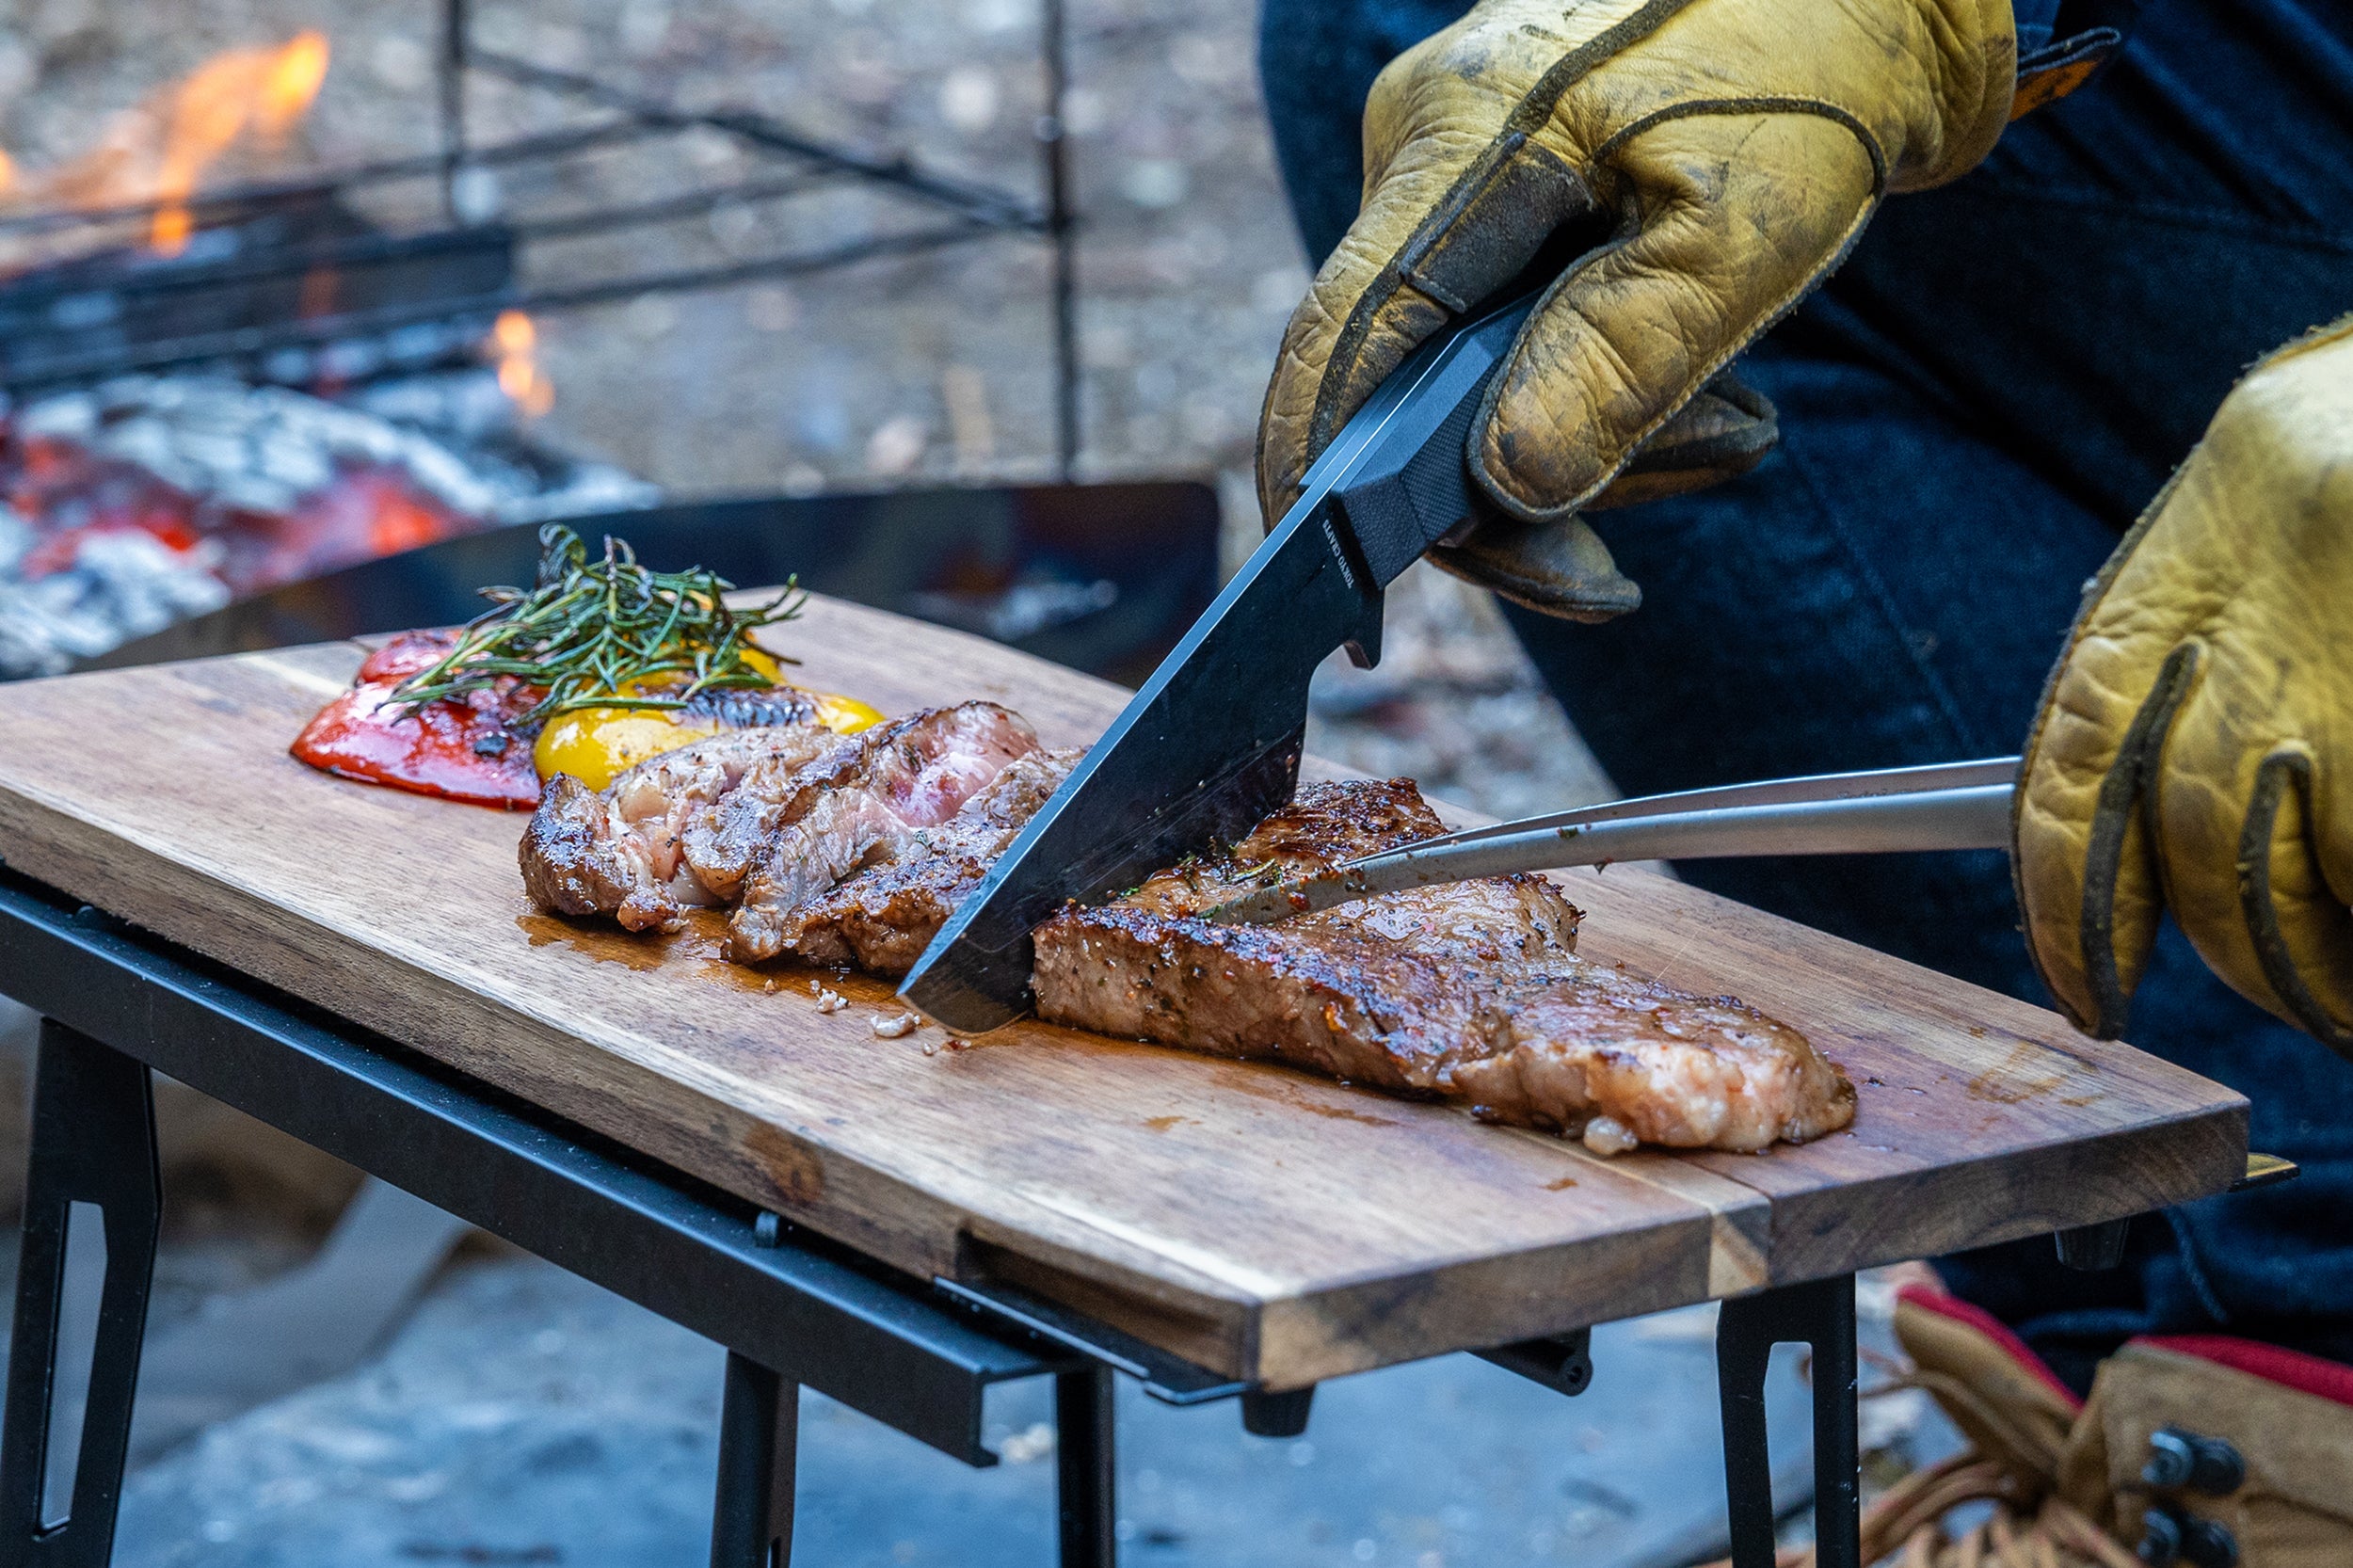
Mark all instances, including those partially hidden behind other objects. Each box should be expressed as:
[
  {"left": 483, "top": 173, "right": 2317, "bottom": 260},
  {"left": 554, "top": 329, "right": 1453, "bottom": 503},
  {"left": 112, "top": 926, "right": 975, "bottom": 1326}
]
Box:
[
  {"left": 1033, "top": 780, "right": 1578, "bottom": 1091},
  {"left": 1032, "top": 778, "right": 1852, "bottom": 1154},
  {"left": 722, "top": 703, "right": 1045, "bottom": 960},
  {"left": 520, "top": 722, "right": 839, "bottom": 930},
  {"left": 782, "top": 746, "right": 1083, "bottom": 974},
  {"left": 1449, "top": 972, "right": 1854, "bottom": 1152}
]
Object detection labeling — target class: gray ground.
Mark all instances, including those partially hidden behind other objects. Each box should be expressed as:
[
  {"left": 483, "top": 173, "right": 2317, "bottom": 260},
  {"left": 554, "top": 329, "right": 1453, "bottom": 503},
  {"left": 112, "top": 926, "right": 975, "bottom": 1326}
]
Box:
[{"left": 107, "top": 1257, "right": 1829, "bottom": 1568}]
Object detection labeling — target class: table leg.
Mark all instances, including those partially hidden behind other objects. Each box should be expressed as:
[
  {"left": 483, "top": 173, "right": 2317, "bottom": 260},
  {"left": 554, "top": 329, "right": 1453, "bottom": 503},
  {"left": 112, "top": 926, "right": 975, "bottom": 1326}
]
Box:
[
  {"left": 711, "top": 1352, "right": 797, "bottom": 1568},
  {"left": 1055, "top": 1366, "right": 1115, "bottom": 1568},
  {"left": 2055, "top": 1218, "right": 2133, "bottom": 1271},
  {"left": 1716, "top": 1273, "right": 1859, "bottom": 1568},
  {"left": 0, "top": 1021, "right": 161, "bottom": 1568}
]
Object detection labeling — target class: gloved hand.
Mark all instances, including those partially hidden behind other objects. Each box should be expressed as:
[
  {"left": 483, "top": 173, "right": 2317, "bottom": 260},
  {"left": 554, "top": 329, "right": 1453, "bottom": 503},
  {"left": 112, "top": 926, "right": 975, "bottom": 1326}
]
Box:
[
  {"left": 2016, "top": 317, "right": 2353, "bottom": 1054},
  {"left": 1257, "top": 0, "right": 2016, "bottom": 619}
]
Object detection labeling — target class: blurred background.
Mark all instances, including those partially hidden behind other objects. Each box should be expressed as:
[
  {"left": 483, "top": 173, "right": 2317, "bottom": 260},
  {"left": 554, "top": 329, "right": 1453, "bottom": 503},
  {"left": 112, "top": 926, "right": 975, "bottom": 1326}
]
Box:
[
  {"left": 0, "top": 4, "right": 1946, "bottom": 1563},
  {"left": 0, "top": 0, "right": 1609, "bottom": 816}
]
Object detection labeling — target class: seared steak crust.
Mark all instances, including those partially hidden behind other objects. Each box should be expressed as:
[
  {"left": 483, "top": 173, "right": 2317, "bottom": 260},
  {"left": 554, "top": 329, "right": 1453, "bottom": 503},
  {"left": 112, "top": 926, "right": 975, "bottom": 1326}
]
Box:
[
  {"left": 518, "top": 774, "right": 622, "bottom": 917},
  {"left": 1032, "top": 778, "right": 1853, "bottom": 1154},
  {"left": 1035, "top": 913, "right": 1513, "bottom": 1092},
  {"left": 519, "top": 722, "right": 836, "bottom": 931},
  {"left": 1035, "top": 779, "right": 1581, "bottom": 1090}
]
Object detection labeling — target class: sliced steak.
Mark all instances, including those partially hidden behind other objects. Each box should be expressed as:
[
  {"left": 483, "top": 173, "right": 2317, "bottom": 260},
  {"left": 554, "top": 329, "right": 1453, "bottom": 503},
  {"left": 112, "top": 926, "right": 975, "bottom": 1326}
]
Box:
[
  {"left": 1034, "top": 779, "right": 1580, "bottom": 1091},
  {"left": 1032, "top": 778, "right": 1852, "bottom": 1154},
  {"left": 723, "top": 703, "right": 1044, "bottom": 960},
  {"left": 784, "top": 746, "right": 1082, "bottom": 974},
  {"left": 1449, "top": 970, "right": 1855, "bottom": 1153},
  {"left": 519, "top": 722, "right": 835, "bottom": 931}
]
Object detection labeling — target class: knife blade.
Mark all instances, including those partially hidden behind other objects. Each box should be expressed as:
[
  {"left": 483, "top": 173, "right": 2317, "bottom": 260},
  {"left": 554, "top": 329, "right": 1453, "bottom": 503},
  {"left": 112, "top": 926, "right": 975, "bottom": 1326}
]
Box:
[{"left": 901, "top": 289, "right": 1545, "bottom": 1031}]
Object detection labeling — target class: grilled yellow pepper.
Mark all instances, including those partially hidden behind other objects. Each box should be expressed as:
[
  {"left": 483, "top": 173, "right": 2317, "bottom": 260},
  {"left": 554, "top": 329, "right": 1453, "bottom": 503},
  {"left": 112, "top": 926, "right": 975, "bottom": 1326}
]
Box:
[{"left": 531, "top": 648, "right": 883, "bottom": 791}]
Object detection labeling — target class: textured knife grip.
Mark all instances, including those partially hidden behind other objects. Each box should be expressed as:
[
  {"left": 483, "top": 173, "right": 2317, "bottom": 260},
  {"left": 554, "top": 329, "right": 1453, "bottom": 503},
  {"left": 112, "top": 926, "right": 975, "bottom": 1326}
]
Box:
[
  {"left": 1323, "top": 293, "right": 1534, "bottom": 588},
  {"left": 1332, "top": 390, "right": 1485, "bottom": 586}
]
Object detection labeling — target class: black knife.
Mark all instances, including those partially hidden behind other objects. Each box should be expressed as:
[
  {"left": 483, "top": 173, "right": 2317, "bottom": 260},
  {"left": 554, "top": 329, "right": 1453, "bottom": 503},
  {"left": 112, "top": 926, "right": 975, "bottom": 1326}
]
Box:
[{"left": 900, "top": 288, "right": 1544, "bottom": 1031}]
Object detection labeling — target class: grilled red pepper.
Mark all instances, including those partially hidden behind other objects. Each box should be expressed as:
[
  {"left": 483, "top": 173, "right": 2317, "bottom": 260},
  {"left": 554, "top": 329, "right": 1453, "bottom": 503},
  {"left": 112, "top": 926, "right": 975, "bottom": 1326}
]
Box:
[{"left": 289, "top": 632, "right": 544, "bottom": 808}]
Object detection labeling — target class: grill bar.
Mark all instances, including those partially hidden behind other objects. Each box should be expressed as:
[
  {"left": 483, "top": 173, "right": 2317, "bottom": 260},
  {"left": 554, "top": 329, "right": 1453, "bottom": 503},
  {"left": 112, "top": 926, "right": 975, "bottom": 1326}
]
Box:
[
  {"left": 0, "top": 0, "right": 1080, "bottom": 465},
  {"left": 0, "top": 220, "right": 1002, "bottom": 392}
]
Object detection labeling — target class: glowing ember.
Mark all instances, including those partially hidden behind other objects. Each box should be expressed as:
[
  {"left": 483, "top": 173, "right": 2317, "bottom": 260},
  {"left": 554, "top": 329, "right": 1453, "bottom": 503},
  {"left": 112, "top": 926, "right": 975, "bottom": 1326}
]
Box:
[
  {"left": 0, "top": 376, "right": 657, "bottom": 679},
  {"left": 490, "top": 311, "right": 555, "bottom": 419},
  {"left": 0, "top": 31, "right": 331, "bottom": 258},
  {"left": 1, "top": 424, "right": 471, "bottom": 600}
]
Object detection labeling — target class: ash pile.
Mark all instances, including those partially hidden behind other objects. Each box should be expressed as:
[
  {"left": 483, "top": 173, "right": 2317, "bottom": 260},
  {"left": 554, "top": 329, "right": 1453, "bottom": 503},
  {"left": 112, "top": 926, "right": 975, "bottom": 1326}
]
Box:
[{"left": 0, "top": 368, "right": 652, "bottom": 680}]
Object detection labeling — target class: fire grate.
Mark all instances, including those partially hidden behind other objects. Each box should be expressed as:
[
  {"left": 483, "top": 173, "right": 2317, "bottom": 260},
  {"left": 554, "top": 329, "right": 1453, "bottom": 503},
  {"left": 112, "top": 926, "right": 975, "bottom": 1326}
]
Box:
[{"left": 0, "top": 0, "right": 1082, "bottom": 475}]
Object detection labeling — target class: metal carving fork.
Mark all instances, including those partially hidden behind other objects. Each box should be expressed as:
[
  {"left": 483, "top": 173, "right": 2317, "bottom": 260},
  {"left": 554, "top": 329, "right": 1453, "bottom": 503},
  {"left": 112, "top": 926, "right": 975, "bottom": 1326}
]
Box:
[{"left": 1204, "top": 757, "right": 2020, "bottom": 926}]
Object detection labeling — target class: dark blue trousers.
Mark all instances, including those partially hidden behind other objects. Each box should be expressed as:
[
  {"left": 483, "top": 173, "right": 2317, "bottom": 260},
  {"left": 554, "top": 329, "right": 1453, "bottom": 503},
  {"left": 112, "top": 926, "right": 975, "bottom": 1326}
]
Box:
[{"left": 1260, "top": 0, "right": 2353, "bottom": 1392}]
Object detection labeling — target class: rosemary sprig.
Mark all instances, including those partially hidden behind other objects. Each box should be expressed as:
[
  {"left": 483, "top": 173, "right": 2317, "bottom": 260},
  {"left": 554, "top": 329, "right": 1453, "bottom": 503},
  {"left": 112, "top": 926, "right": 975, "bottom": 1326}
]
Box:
[{"left": 391, "top": 523, "right": 806, "bottom": 729}]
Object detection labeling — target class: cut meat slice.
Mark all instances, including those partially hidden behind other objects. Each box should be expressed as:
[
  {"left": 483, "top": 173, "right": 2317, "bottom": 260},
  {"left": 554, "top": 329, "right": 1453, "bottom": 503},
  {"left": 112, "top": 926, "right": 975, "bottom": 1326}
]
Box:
[
  {"left": 1035, "top": 779, "right": 1582, "bottom": 1091},
  {"left": 781, "top": 746, "right": 1082, "bottom": 974},
  {"left": 520, "top": 722, "right": 837, "bottom": 931},
  {"left": 721, "top": 702, "right": 1044, "bottom": 960},
  {"left": 1032, "top": 778, "right": 1853, "bottom": 1154},
  {"left": 1449, "top": 970, "right": 1855, "bottom": 1152}
]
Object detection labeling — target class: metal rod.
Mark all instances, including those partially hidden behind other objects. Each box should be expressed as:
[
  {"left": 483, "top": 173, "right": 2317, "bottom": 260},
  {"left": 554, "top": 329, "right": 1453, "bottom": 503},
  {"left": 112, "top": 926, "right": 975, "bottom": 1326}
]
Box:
[
  {"left": 0, "top": 219, "right": 1001, "bottom": 392},
  {"left": 0, "top": 119, "right": 664, "bottom": 243},
  {"left": 1716, "top": 1275, "right": 1860, "bottom": 1568},
  {"left": 0, "top": 225, "right": 504, "bottom": 315},
  {"left": 1473, "top": 1328, "right": 1593, "bottom": 1399},
  {"left": 0, "top": 1021, "right": 160, "bottom": 1568},
  {"left": 711, "top": 1353, "right": 797, "bottom": 1568},
  {"left": 1208, "top": 781, "right": 2015, "bottom": 925},
  {"left": 440, "top": 0, "right": 471, "bottom": 222},
  {"left": 1408, "top": 756, "right": 2023, "bottom": 855},
  {"left": 510, "top": 171, "right": 847, "bottom": 246},
  {"left": 1055, "top": 1367, "right": 1117, "bottom": 1568},
  {"left": 1809, "top": 1283, "right": 1862, "bottom": 1568},
  {"left": 0, "top": 170, "right": 851, "bottom": 317},
  {"left": 933, "top": 1277, "right": 1243, "bottom": 1406},
  {"left": 2056, "top": 1216, "right": 2134, "bottom": 1270},
  {"left": 1040, "top": 0, "right": 1080, "bottom": 479},
  {"left": 471, "top": 48, "right": 1043, "bottom": 230}
]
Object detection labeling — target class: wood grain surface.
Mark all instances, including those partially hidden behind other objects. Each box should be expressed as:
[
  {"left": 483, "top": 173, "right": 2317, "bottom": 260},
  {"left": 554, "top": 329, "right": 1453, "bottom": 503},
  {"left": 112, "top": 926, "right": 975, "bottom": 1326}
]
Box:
[{"left": 0, "top": 595, "right": 2248, "bottom": 1387}]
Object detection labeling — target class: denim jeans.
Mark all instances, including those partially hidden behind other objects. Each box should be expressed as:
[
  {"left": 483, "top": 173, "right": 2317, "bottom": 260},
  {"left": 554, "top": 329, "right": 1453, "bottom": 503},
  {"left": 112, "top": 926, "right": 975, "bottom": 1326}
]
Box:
[{"left": 1259, "top": 0, "right": 2353, "bottom": 1392}]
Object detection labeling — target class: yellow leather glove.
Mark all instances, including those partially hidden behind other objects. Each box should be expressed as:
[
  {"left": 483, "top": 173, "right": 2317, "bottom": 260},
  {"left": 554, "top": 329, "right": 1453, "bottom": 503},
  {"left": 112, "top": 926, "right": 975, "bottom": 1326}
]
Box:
[
  {"left": 2017, "top": 317, "right": 2353, "bottom": 1054},
  {"left": 1257, "top": 0, "right": 2016, "bottom": 617}
]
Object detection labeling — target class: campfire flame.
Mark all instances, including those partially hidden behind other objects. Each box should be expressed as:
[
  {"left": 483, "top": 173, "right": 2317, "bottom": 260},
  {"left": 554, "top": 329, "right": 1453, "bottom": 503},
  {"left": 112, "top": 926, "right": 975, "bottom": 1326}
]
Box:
[
  {"left": 152, "top": 31, "right": 331, "bottom": 254},
  {"left": 491, "top": 310, "right": 555, "bottom": 419},
  {"left": 0, "top": 31, "right": 331, "bottom": 257}
]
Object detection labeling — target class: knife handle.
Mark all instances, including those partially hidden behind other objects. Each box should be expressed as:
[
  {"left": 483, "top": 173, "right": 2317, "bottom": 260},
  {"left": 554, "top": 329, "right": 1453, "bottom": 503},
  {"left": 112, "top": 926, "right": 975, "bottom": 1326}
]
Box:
[{"left": 1322, "top": 291, "right": 1543, "bottom": 587}]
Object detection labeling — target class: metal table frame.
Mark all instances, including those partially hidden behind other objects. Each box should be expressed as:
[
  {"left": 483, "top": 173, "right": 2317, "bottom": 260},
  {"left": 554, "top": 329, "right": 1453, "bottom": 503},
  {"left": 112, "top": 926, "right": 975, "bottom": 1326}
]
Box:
[{"left": 0, "top": 867, "right": 1860, "bottom": 1568}]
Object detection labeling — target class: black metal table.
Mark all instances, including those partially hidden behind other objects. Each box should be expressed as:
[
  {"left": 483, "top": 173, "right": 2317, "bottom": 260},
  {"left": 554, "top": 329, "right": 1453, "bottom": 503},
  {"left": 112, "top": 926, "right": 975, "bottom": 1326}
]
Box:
[{"left": 0, "top": 866, "right": 1861, "bottom": 1568}]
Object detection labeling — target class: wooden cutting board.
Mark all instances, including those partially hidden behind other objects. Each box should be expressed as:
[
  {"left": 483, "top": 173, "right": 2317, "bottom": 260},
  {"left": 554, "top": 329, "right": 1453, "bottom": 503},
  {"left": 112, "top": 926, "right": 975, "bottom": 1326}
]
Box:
[{"left": 0, "top": 595, "right": 2247, "bottom": 1388}]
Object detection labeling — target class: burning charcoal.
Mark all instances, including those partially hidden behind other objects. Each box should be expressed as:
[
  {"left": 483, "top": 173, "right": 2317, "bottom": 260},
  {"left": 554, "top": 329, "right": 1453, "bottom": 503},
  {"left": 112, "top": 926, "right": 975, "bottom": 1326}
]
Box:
[
  {"left": 0, "top": 528, "right": 230, "bottom": 679},
  {"left": 0, "top": 373, "right": 653, "bottom": 678}
]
